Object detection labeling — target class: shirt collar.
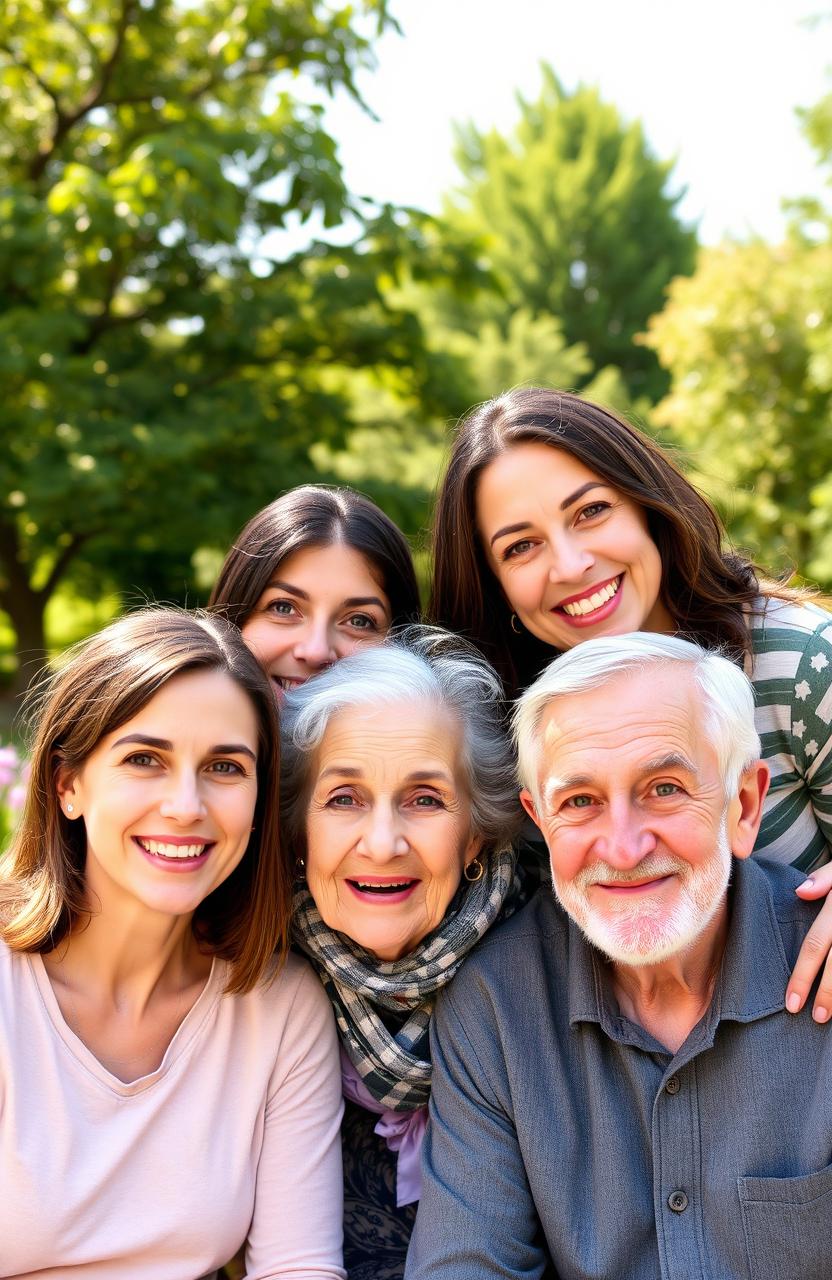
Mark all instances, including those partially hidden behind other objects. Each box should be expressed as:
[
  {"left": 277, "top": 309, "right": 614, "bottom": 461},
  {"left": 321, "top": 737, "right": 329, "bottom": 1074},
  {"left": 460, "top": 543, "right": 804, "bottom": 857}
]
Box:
[{"left": 566, "top": 857, "right": 790, "bottom": 1038}]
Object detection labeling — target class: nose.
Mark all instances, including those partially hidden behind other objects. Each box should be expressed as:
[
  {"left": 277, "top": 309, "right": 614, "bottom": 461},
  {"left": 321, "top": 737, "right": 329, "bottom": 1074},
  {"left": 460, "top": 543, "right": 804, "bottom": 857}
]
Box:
[
  {"left": 357, "top": 801, "right": 409, "bottom": 862},
  {"left": 594, "top": 798, "right": 657, "bottom": 870},
  {"left": 546, "top": 531, "right": 595, "bottom": 584},
  {"left": 293, "top": 619, "right": 337, "bottom": 670},
  {"left": 159, "top": 769, "right": 207, "bottom": 825}
]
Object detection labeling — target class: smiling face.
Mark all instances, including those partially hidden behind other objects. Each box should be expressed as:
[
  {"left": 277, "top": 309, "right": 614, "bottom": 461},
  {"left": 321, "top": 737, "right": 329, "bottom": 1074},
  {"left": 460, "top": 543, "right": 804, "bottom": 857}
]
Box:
[
  {"left": 521, "top": 666, "right": 746, "bottom": 966},
  {"left": 58, "top": 669, "right": 260, "bottom": 923},
  {"left": 240, "top": 542, "right": 392, "bottom": 699},
  {"left": 475, "top": 443, "right": 674, "bottom": 651},
  {"left": 304, "top": 700, "right": 482, "bottom": 961}
]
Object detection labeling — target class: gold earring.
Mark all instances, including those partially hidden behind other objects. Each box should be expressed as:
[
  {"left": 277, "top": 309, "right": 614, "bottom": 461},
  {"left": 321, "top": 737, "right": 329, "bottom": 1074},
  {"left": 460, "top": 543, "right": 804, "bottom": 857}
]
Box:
[
  {"left": 464, "top": 856, "right": 484, "bottom": 882},
  {"left": 510, "top": 614, "right": 522, "bottom": 635}
]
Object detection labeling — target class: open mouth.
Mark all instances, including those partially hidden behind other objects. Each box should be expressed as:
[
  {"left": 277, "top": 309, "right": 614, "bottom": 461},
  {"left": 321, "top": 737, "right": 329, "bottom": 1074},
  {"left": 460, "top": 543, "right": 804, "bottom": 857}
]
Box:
[
  {"left": 272, "top": 675, "right": 306, "bottom": 694},
  {"left": 134, "top": 837, "right": 212, "bottom": 863},
  {"left": 345, "top": 878, "right": 420, "bottom": 903},
  {"left": 554, "top": 574, "right": 623, "bottom": 622}
]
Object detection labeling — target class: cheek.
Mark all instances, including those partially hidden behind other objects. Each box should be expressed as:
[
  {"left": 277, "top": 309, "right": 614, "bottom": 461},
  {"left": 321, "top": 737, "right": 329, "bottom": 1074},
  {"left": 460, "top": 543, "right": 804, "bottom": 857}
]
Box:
[
  {"left": 304, "top": 819, "right": 340, "bottom": 893},
  {"left": 241, "top": 620, "right": 290, "bottom": 666},
  {"left": 495, "top": 561, "right": 539, "bottom": 611},
  {"left": 545, "top": 829, "right": 589, "bottom": 881},
  {"left": 421, "top": 840, "right": 467, "bottom": 913},
  {"left": 225, "top": 787, "right": 258, "bottom": 840},
  {"left": 335, "top": 633, "right": 376, "bottom": 659}
]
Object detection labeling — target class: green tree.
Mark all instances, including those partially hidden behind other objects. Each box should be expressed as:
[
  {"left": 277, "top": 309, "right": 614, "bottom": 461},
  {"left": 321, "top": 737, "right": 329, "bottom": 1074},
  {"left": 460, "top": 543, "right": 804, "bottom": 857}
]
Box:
[
  {"left": 0, "top": 0, "right": 452, "bottom": 692},
  {"left": 643, "top": 64, "right": 832, "bottom": 589},
  {"left": 445, "top": 65, "right": 697, "bottom": 401},
  {"left": 644, "top": 238, "right": 832, "bottom": 585}
]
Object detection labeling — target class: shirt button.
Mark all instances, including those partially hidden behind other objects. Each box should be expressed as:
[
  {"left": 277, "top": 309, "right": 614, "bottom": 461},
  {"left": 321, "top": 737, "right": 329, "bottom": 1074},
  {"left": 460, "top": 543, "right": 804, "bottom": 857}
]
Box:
[
  {"left": 665, "top": 1075, "right": 681, "bottom": 1095},
  {"left": 668, "top": 1191, "right": 689, "bottom": 1213}
]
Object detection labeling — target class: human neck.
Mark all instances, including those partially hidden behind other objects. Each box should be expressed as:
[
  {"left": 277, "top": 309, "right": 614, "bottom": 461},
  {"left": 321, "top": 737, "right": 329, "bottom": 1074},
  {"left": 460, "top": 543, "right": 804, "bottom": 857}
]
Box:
[
  {"left": 610, "top": 901, "right": 728, "bottom": 1054},
  {"left": 47, "top": 901, "right": 205, "bottom": 1016}
]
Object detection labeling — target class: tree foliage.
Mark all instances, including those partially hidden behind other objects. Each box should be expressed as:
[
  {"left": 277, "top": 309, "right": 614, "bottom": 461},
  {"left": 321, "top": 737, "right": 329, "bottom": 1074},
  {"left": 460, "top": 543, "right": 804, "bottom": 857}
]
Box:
[
  {"left": 0, "top": 0, "right": 456, "bottom": 690},
  {"left": 444, "top": 65, "right": 697, "bottom": 402},
  {"left": 644, "top": 239, "right": 832, "bottom": 587},
  {"left": 644, "top": 71, "right": 832, "bottom": 590}
]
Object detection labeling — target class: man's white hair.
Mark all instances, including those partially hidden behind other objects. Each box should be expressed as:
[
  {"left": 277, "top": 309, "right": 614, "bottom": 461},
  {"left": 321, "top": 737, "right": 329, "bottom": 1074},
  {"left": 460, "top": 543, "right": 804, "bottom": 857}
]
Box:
[{"left": 513, "top": 632, "right": 760, "bottom": 805}]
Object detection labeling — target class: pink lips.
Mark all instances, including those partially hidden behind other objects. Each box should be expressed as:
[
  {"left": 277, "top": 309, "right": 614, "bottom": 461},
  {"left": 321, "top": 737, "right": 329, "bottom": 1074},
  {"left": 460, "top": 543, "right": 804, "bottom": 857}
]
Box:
[
  {"left": 553, "top": 574, "right": 623, "bottom": 629},
  {"left": 594, "top": 875, "right": 672, "bottom": 896},
  {"left": 133, "top": 836, "right": 213, "bottom": 874},
  {"left": 345, "top": 876, "right": 420, "bottom": 905}
]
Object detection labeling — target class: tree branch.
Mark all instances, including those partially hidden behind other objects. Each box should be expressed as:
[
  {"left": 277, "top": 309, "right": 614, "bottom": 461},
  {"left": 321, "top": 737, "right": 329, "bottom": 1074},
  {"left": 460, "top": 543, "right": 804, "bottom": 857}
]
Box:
[
  {"left": 39, "top": 530, "right": 92, "bottom": 601},
  {"left": 0, "top": 42, "right": 64, "bottom": 113},
  {"left": 55, "top": 6, "right": 100, "bottom": 62},
  {"left": 27, "top": 0, "right": 137, "bottom": 182}
]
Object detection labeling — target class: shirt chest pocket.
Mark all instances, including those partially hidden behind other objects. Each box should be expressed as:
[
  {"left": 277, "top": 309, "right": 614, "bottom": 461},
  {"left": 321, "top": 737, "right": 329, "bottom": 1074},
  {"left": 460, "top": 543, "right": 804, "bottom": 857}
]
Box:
[{"left": 739, "top": 1162, "right": 832, "bottom": 1280}]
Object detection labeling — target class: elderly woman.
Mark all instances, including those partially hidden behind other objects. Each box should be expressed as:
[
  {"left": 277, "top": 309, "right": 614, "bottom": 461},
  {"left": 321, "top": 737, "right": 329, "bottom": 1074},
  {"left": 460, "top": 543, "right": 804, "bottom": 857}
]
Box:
[
  {"left": 281, "top": 629, "right": 532, "bottom": 1279},
  {"left": 0, "top": 609, "right": 344, "bottom": 1278}
]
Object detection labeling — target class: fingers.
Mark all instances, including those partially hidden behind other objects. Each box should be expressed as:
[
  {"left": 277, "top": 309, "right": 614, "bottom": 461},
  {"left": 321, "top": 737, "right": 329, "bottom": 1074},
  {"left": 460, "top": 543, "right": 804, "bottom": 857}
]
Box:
[
  {"left": 794, "top": 859, "right": 832, "bottom": 900},
  {"left": 787, "top": 889, "right": 832, "bottom": 1021}
]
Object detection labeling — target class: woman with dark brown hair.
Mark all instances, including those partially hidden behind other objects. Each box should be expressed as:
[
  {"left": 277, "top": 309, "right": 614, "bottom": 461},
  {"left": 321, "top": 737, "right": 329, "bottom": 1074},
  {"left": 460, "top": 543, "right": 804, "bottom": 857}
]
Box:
[
  {"left": 210, "top": 485, "right": 421, "bottom": 699},
  {"left": 0, "top": 609, "right": 344, "bottom": 1279},
  {"left": 430, "top": 386, "right": 832, "bottom": 1017}
]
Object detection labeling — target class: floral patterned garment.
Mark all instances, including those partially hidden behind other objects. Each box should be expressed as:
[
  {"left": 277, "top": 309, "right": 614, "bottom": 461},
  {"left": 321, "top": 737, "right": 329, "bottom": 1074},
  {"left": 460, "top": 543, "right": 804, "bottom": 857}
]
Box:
[{"left": 342, "top": 1100, "right": 417, "bottom": 1280}]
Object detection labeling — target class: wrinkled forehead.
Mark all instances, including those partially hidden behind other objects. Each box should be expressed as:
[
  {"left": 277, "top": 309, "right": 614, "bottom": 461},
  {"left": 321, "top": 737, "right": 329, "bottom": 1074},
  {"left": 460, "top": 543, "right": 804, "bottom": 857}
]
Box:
[{"left": 534, "top": 667, "right": 707, "bottom": 788}]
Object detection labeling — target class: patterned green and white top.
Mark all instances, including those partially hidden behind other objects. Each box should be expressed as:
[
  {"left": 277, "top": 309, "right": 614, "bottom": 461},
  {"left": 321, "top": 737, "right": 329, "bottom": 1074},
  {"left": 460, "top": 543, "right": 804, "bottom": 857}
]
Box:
[{"left": 747, "top": 596, "right": 832, "bottom": 872}]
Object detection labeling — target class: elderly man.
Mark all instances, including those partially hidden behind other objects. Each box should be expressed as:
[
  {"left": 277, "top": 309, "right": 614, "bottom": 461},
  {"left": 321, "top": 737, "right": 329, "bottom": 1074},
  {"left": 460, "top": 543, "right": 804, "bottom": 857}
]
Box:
[{"left": 405, "top": 633, "right": 832, "bottom": 1280}]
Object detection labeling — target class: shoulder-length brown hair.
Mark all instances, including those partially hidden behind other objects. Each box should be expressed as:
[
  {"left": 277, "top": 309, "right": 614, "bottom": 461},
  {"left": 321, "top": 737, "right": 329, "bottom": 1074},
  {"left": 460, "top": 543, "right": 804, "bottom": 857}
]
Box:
[
  {"left": 209, "top": 484, "right": 421, "bottom": 628},
  {"left": 1, "top": 609, "right": 290, "bottom": 994},
  {"left": 429, "top": 387, "right": 770, "bottom": 698}
]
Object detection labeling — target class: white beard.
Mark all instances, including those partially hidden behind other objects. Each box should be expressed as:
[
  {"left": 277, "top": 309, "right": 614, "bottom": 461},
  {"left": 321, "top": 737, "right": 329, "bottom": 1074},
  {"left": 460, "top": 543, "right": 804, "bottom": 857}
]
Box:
[{"left": 552, "top": 818, "right": 733, "bottom": 967}]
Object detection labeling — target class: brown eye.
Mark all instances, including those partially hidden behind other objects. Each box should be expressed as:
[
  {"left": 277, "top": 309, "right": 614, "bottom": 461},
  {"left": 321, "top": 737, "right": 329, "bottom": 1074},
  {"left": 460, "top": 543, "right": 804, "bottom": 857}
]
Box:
[
  {"left": 503, "top": 539, "right": 535, "bottom": 560},
  {"left": 266, "top": 599, "right": 298, "bottom": 618},
  {"left": 576, "top": 501, "right": 611, "bottom": 522}
]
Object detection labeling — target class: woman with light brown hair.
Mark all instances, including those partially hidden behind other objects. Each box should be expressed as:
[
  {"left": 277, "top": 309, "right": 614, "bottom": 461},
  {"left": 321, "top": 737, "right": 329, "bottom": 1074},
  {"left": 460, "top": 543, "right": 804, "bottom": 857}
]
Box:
[{"left": 0, "top": 608, "right": 344, "bottom": 1279}]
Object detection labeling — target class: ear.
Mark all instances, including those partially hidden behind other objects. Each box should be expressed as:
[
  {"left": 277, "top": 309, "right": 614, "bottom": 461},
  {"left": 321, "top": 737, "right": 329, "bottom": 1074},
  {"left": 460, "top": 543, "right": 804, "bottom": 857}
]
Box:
[
  {"left": 463, "top": 831, "right": 484, "bottom": 869},
  {"left": 55, "top": 763, "right": 81, "bottom": 820},
  {"left": 727, "top": 761, "right": 770, "bottom": 861},
  {"left": 520, "top": 787, "right": 542, "bottom": 832}
]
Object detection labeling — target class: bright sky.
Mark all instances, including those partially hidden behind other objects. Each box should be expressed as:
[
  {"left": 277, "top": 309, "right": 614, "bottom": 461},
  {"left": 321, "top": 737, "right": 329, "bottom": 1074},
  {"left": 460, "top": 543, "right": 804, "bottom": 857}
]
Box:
[{"left": 320, "top": 0, "right": 830, "bottom": 244}]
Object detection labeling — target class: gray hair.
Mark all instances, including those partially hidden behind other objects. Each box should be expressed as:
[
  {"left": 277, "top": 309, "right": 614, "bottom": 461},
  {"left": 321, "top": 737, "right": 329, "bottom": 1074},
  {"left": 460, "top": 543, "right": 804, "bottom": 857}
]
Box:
[
  {"left": 514, "top": 632, "right": 761, "bottom": 804},
  {"left": 280, "top": 626, "right": 522, "bottom": 854}
]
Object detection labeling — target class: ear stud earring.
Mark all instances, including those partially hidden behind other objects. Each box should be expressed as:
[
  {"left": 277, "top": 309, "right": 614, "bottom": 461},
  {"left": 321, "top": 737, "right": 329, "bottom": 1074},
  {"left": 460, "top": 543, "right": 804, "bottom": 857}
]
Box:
[{"left": 66, "top": 804, "right": 74, "bottom": 814}]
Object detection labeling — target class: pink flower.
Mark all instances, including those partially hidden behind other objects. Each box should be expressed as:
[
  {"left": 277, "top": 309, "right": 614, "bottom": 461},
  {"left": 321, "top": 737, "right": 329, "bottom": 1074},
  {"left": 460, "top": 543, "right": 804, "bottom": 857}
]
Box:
[{"left": 7, "top": 784, "right": 26, "bottom": 812}]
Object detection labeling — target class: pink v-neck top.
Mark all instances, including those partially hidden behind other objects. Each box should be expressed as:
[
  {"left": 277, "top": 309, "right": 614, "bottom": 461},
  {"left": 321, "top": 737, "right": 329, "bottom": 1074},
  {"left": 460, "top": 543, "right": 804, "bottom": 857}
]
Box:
[{"left": 0, "top": 943, "right": 345, "bottom": 1279}]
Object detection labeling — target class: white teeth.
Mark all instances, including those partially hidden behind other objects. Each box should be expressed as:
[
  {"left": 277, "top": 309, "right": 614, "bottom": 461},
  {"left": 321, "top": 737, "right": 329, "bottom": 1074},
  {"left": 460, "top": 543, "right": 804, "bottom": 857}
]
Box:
[
  {"left": 562, "top": 578, "right": 620, "bottom": 618},
  {"left": 353, "top": 880, "right": 412, "bottom": 890},
  {"left": 138, "top": 839, "right": 207, "bottom": 859}
]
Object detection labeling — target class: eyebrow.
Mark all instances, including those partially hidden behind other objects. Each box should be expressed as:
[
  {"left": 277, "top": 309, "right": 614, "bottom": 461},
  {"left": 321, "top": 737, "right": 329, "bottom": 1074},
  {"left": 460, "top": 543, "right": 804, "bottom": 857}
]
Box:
[
  {"left": 266, "top": 581, "right": 388, "bottom": 612},
  {"left": 542, "top": 752, "right": 697, "bottom": 805},
  {"left": 488, "top": 483, "right": 609, "bottom": 547},
  {"left": 267, "top": 578, "right": 309, "bottom": 600},
  {"left": 559, "top": 481, "right": 606, "bottom": 510},
  {"left": 342, "top": 596, "right": 388, "bottom": 612},
  {"left": 317, "top": 766, "right": 455, "bottom": 785},
  {"left": 111, "top": 733, "right": 256, "bottom": 762}
]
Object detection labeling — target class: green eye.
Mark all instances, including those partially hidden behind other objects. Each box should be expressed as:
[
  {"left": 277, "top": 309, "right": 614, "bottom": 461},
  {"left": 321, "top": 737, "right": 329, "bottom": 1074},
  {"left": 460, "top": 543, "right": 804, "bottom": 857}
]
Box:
[{"left": 655, "top": 783, "right": 679, "bottom": 797}]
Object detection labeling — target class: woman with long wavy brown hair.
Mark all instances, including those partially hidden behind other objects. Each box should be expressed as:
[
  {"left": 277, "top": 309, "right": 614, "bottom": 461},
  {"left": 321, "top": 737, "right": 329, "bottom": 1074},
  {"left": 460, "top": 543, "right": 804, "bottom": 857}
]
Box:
[{"left": 430, "top": 386, "right": 832, "bottom": 1018}]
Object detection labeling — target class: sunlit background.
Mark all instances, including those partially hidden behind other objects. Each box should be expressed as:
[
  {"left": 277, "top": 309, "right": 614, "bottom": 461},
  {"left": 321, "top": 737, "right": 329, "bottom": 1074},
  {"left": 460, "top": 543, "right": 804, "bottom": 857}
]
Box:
[{"left": 1, "top": 0, "right": 831, "bottom": 789}]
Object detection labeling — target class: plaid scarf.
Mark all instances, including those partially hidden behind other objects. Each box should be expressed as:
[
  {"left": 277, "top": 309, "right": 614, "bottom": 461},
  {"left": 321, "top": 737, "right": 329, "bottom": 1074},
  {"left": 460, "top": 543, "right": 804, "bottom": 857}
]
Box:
[{"left": 292, "top": 845, "right": 527, "bottom": 1112}]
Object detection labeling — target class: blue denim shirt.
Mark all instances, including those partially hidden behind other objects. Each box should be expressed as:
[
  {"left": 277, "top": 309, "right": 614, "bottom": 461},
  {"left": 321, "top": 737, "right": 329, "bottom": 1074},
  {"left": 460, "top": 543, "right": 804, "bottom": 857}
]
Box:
[{"left": 406, "top": 858, "right": 832, "bottom": 1280}]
